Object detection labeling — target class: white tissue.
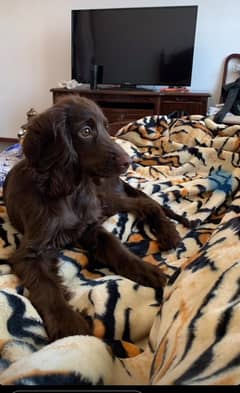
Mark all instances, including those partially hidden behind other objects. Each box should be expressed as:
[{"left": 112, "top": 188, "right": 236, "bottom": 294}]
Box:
[{"left": 58, "top": 79, "right": 83, "bottom": 89}]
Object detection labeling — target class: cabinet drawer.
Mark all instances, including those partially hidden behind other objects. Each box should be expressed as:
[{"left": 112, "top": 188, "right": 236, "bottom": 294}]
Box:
[
  {"left": 161, "top": 101, "right": 204, "bottom": 115},
  {"left": 103, "top": 108, "right": 153, "bottom": 123},
  {"left": 161, "top": 95, "right": 204, "bottom": 103}
]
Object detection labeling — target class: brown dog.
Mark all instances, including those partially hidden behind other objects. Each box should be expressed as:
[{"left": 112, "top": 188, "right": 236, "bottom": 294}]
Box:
[{"left": 3, "top": 96, "right": 181, "bottom": 341}]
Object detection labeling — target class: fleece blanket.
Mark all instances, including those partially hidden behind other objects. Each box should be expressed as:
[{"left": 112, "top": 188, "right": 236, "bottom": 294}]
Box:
[{"left": 0, "top": 115, "right": 240, "bottom": 385}]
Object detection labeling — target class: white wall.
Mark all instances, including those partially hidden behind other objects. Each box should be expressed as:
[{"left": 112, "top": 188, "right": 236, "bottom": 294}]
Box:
[{"left": 1, "top": 0, "right": 240, "bottom": 138}]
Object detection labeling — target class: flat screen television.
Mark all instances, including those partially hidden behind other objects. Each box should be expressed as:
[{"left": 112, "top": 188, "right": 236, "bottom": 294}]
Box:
[{"left": 71, "top": 6, "right": 198, "bottom": 88}]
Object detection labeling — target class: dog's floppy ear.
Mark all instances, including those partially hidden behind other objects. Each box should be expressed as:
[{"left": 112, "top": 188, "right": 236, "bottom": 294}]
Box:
[
  {"left": 23, "top": 105, "right": 78, "bottom": 198},
  {"left": 23, "top": 106, "right": 76, "bottom": 170}
]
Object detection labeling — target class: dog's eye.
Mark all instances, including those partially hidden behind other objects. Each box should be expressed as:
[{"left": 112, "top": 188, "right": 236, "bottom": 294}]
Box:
[{"left": 79, "top": 126, "right": 92, "bottom": 138}]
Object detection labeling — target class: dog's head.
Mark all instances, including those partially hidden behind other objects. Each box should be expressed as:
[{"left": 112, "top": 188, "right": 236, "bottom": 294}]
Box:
[{"left": 23, "top": 96, "right": 131, "bottom": 197}]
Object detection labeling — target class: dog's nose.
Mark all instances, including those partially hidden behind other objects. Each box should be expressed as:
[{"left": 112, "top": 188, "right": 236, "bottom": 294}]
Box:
[
  {"left": 120, "top": 160, "right": 130, "bottom": 172},
  {"left": 111, "top": 151, "right": 132, "bottom": 172},
  {"left": 116, "top": 155, "right": 132, "bottom": 172}
]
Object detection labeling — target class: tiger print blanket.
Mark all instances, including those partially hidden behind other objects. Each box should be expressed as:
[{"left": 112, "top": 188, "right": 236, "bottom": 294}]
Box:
[{"left": 0, "top": 115, "right": 240, "bottom": 386}]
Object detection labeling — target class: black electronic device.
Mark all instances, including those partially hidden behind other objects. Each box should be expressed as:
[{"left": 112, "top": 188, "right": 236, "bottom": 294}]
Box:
[{"left": 72, "top": 6, "right": 198, "bottom": 88}]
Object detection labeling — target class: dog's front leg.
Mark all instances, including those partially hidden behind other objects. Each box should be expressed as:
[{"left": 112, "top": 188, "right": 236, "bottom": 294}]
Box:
[
  {"left": 122, "top": 180, "right": 191, "bottom": 227},
  {"left": 80, "top": 225, "right": 166, "bottom": 288},
  {"left": 104, "top": 181, "right": 181, "bottom": 250},
  {"left": 9, "top": 240, "right": 92, "bottom": 341}
]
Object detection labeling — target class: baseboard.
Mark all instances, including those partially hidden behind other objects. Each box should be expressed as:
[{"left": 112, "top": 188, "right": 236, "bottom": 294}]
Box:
[{"left": 0, "top": 137, "right": 18, "bottom": 143}]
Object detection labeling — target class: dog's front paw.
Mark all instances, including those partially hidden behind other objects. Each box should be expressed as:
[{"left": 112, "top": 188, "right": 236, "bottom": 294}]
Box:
[
  {"left": 142, "top": 263, "right": 167, "bottom": 288},
  {"left": 142, "top": 202, "right": 181, "bottom": 250},
  {"left": 129, "top": 259, "right": 167, "bottom": 289},
  {"left": 148, "top": 207, "right": 181, "bottom": 250},
  {"left": 45, "top": 307, "right": 92, "bottom": 342},
  {"left": 154, "top": 219, "right": 181, "bottom": 250}
]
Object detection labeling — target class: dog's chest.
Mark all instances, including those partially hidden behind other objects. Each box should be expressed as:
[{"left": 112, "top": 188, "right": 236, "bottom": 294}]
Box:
[
  {"left": 48, "top": 182, "right": 102, "bottom": 249},
  {"left": 58, "top": 189, "right": 101, "bottom": 230},
  {"left": 60, "top": 203, "right": 80, "bottom": 228}
]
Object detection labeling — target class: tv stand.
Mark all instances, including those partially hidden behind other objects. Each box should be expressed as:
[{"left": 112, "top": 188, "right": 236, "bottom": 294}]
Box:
[
  {"left": 120, "top": 82, "right": 137, "bottom": 90},
  {"left": 120, "top": 83, "right": 152, "bottom": 91},
  {"left": 99, "top": 84, "right": 152, "bottom": 92},
  {"left": 50, "top": 87, "right": 210, "bottom": 135}
]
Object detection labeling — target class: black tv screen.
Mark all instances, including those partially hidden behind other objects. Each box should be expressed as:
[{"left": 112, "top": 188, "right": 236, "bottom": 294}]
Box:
[{"left": 71, "top": 6, "right": 198, "bottom": 87}]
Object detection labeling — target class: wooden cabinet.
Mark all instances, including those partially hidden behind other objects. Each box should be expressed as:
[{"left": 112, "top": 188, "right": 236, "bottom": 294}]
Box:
[
  {"left": 50, "top": 87, "right": 210, "bottom": 135},
  {"left": 160, "top": 93, "right": 209, "bottom": 116}
]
